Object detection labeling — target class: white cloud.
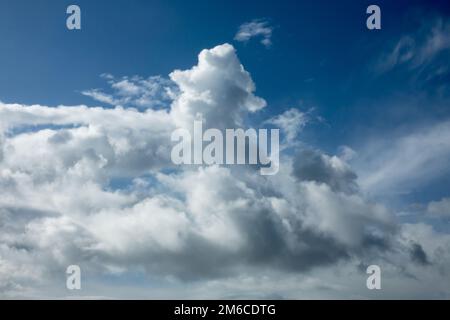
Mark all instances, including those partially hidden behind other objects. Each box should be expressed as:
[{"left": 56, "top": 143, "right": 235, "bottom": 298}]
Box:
[
  {"left": 376, "top": 17, "right": 450, "bottom": 88},
  {"left": 234, "top": 19, "right": 273, "bottom": 48},
  {"left": 355, "top": 120, "right": 450, "bottom": 197},
  {"left": 0, "top": 43, "right": 449, "bottom": 299},
  {"left": 170, "top": 43, "right": 266, "bottom": 130},
  {"left": 427, "top": 197, "right": 450, "bottom": 217},
  {"left": 82, "top": 75, "right": 175, "bottom": 109},
  {"left": 266, "top": 108, "right": 308, "bottom": 143},
  {"left": 293, "top": 149, "right": 358, "bottom": 195},
  {"left": 0, "top": 132, "right": 4, "bottom": 162}
]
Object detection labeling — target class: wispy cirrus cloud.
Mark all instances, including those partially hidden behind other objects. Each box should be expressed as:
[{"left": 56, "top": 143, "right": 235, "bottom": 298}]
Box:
[
  {"left": 355, "top": 120, "right": 450, "bottom": 197},
  {"left": 377, "top": 18, "right": 450, "bottom": 72},
  {"left": 375, "top": 17, "right": 450, "bottom": 94},
  {"left": 356, "top": 17, "right": 450, "bottom": 201}
]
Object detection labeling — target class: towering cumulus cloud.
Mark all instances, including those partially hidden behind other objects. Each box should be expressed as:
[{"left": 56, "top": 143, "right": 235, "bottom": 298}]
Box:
[
  {"left": 170, "top": 43, "right": 266, "bottom": 130},
  {"left": 0, "top": 44, "right": 449, "bottom": 299}
]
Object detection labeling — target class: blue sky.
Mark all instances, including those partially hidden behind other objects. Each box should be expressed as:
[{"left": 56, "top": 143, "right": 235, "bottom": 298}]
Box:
[
  {"left": 0, "top": 0, "right": 450, "bottom": 298},
  {"left": 0, "top": 1, "right": 448, "bottom": 140}
]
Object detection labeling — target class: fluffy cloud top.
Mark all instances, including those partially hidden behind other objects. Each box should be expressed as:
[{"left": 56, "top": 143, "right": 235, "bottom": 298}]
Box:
[{"left": 170, "top": 43, "right": 266, "bottom": 130}]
